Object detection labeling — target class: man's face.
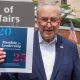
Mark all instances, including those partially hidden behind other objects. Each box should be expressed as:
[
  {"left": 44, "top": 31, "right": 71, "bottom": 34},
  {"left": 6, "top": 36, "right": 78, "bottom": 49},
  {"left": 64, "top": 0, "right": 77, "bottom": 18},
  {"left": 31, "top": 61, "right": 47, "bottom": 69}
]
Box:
[{"left": 37, "top": 5, "right": 61, "bottom": 42}]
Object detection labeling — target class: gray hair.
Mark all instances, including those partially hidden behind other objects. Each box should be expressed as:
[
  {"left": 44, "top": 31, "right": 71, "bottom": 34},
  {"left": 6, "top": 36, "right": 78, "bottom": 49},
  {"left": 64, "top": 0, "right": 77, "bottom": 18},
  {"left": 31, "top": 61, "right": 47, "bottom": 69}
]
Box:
[{"left": 37, "top": 3, "right": 61, "bottom": 18}]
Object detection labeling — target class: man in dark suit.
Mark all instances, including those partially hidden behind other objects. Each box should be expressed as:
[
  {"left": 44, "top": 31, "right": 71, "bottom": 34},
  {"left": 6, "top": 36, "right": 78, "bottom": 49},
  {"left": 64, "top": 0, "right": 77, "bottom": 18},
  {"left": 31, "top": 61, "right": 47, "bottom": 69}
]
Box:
[{"left": 0, "top": 3, "right": 80, "bottom": 80}]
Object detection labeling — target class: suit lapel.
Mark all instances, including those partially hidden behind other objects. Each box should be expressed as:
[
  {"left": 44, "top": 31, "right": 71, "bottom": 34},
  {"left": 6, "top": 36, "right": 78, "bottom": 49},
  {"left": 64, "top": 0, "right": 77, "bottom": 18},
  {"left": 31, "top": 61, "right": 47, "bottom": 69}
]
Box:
[
  {"left": 33, "top": 31, "right": 46, "bottom": 80},
  {"left": 34, "top": 32, "right": 64, "bottom": 80},
  {"left": 51, "top": 35, "right": 64, "bottom": 80}
]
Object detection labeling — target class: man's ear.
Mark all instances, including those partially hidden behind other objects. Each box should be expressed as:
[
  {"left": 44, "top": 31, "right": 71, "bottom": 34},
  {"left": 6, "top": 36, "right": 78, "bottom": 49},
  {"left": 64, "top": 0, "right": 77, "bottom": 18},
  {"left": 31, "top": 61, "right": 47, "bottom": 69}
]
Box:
[
  {"left": 59, "top": 18, "right": 61, "bottom": 26},
  {"left": 36, "top": 18, "right": 39, "bottom": 26},
  {"left": 35, "top": 18, "right": 39, "bottom": 31}
]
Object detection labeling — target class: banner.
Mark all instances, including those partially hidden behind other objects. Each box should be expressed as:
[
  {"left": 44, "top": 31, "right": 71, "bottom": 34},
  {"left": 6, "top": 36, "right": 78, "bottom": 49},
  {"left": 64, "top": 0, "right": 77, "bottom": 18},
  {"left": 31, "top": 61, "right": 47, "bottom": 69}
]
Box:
[
  {"left": 0, "top": 26, "right": 34, "bottom": 73},
  {"left": 0, "top": 1, "right": 34, "bottom": 27},
  {"left": 1, "top": 0, "right": 33, "bottom": 2}
]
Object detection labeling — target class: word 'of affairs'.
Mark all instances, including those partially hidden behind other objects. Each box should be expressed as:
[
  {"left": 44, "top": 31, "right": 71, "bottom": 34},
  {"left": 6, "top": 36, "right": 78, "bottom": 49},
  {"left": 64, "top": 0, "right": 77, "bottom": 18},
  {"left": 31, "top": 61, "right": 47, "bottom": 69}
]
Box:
[{"left": 0, "top": 6, "right": 20, "bottom": 23}]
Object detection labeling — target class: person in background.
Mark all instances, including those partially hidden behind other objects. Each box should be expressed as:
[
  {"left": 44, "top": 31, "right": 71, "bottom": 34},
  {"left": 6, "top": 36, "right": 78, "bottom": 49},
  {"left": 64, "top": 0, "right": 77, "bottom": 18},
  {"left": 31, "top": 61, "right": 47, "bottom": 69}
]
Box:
[{"left": 0, "top": 3, "right": 80, "bottom": 80}]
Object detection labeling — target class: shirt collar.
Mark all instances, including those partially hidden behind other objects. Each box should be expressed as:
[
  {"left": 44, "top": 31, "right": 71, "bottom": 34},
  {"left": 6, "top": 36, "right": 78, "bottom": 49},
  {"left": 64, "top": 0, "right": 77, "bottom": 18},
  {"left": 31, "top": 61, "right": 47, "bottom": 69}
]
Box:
[{"left": 38, "top": 31, "right": 57, "bottom": 45}]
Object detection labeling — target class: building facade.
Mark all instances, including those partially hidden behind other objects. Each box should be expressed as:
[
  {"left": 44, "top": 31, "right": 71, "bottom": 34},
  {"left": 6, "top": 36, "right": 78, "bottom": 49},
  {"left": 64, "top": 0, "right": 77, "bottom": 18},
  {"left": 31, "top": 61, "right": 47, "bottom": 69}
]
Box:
[
  {"left": 67, "top": 0, "right": 80, "bottom": 18},
  {"left": 35, "top": 0, "right": 80, "bottom": 18}
]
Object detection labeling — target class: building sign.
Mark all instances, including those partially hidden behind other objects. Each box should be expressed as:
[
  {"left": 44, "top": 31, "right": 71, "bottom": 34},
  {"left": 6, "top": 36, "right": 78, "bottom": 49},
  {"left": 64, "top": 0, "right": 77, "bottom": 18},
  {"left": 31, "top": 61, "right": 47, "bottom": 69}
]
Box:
[{"left": 0, "top": 1, "right": 34, "bottom": 27}]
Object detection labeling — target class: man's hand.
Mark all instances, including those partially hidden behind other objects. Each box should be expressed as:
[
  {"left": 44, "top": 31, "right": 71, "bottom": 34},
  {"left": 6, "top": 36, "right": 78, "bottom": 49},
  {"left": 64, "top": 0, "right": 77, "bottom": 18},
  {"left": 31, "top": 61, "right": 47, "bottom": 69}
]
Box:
[{"left": 0, "top": 48, "right": 6, "bottom": 63}]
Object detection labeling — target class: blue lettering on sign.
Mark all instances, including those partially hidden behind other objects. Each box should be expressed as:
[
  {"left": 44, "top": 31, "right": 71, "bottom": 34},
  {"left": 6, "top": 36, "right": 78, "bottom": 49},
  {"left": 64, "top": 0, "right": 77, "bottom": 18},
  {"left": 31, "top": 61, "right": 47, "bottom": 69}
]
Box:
[{"left": 0, "top": 27, "right": 11, "bottom": 36}]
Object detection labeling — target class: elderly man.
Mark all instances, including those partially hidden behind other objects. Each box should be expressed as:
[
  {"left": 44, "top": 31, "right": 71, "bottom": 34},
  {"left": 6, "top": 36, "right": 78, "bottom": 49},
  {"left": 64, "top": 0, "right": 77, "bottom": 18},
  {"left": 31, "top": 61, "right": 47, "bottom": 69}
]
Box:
[{"left": 0, "top": 3, "right": 80, "bottom": 80}]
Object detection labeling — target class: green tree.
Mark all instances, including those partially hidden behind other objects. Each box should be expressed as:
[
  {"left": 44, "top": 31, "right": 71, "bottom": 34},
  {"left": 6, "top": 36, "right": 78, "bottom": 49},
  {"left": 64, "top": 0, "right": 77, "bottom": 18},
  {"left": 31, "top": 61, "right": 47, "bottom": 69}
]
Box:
[
  {"left": 61, "top": 4, "right": 80, "bottom": 28},
  {"left": 33, "top": 0, "right": 38, "bottom": 6},
  {"left": 60, "top": 4, "right": 74, "bottom": 26}
]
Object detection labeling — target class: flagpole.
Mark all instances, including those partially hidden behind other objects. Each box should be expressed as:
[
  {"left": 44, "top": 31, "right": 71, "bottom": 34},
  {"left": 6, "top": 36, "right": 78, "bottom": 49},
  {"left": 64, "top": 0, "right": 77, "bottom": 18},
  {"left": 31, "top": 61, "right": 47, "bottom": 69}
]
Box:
[{"left": 69, "top": 19, "right": 77, "bottom": 43}]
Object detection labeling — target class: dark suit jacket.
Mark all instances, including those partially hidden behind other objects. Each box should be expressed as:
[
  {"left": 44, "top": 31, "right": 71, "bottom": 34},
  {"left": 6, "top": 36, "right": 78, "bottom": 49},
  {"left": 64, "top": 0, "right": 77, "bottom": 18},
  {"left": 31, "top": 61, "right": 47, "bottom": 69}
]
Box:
[{"left": 1, "top": 31, "right": 80, "bottom": 80}]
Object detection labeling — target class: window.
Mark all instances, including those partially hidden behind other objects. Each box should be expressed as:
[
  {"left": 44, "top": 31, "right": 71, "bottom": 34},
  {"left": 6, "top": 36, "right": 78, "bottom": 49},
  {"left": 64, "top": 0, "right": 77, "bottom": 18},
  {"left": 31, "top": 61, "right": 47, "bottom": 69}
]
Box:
[{"left": 61, "top": 0, "right": 67, "bottom": 4}]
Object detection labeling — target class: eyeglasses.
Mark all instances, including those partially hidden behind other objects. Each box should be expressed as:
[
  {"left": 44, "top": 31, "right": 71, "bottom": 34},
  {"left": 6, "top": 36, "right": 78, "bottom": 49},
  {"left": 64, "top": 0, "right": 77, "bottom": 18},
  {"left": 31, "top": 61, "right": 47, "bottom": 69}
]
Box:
[{"left": 38, "top": 17, "right": 60, "bottom": 26}]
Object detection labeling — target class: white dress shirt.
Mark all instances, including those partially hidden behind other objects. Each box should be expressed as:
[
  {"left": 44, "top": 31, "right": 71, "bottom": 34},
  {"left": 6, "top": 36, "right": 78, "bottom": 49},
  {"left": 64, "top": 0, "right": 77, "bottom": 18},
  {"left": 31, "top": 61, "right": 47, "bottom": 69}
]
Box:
[{"left": 38, "top": 32, "right": 57, "bottom": 80}]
